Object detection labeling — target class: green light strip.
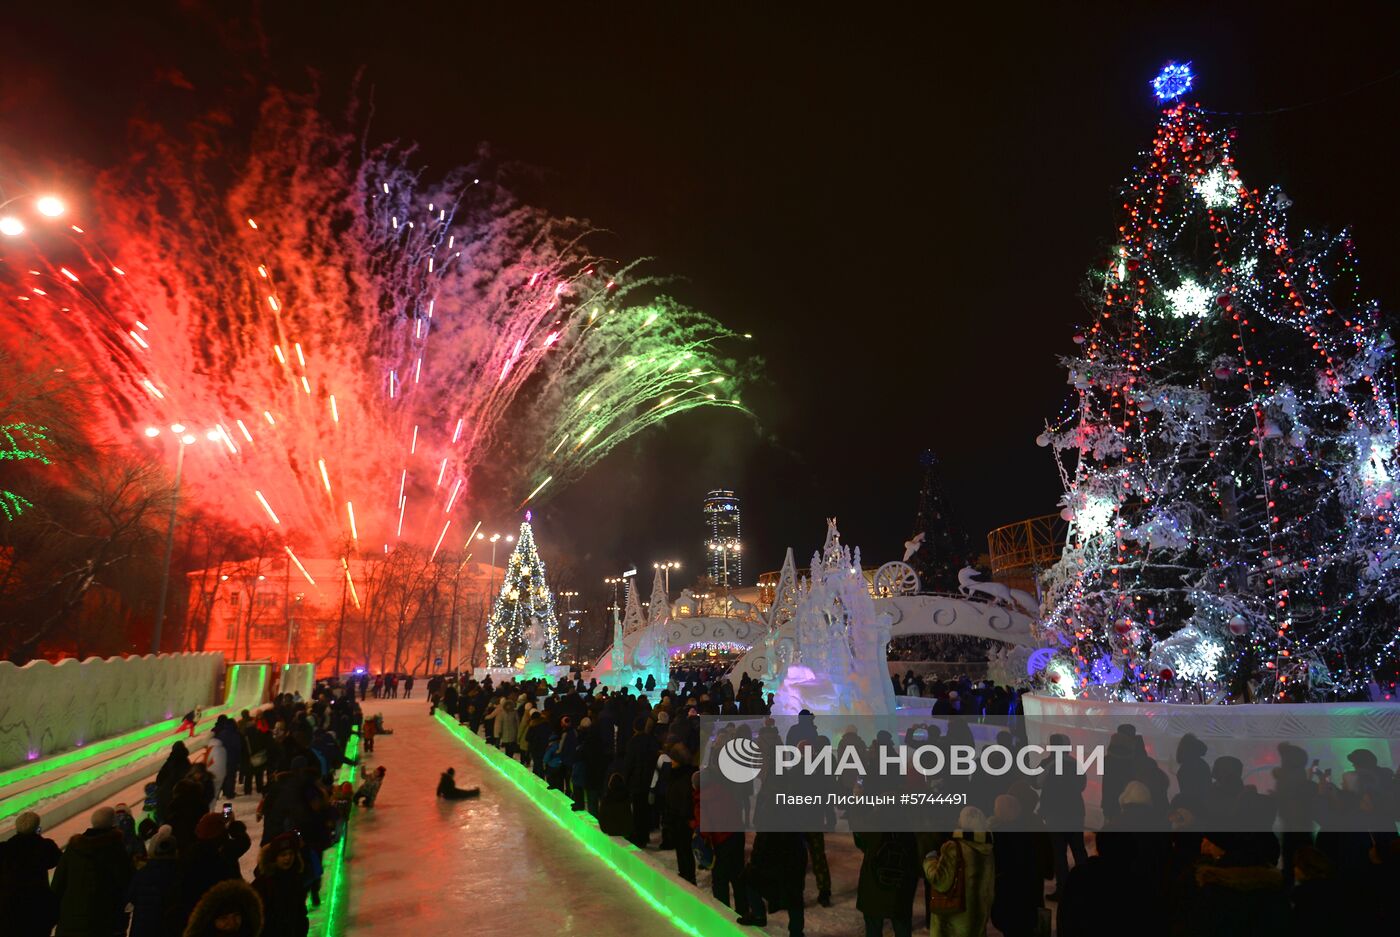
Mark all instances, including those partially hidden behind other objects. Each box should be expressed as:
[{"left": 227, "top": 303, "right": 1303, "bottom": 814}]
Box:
[
  {"left": 0, "top": 716, "right": 184, "bottom": 791},
  {"left": 0, "top": 663, "right": 269, "bottom": 824},
  {"left": 309, "top": 728, "right": 361, "bottom": 937},
  {"left": 434, "top": 712, "right": 746, "bottom": 937}
]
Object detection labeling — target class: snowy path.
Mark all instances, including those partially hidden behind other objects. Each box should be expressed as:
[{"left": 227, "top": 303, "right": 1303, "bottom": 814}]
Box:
[{"left": 342, "top": 699, "right": 682, "bottom": 936}]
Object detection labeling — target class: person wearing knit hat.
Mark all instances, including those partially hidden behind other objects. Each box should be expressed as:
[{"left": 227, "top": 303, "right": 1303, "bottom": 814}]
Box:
[
  {"left": 354, "top": 765, "right": 387, "bottom": 807},
  {"left": 182, "top": 879, "right": 263, "bottom": 937},
  {"left": 148, "top": 824, "right": 179, "bottom": 858},
  {"left": 127, "top": 825, "right": 181, "bottom": 937},
  {"left": 2, "top": 811, "right": 61, "bottom": 937},
  {"left": 194, "top": 812, "right": 226, "bottom": 842},
  {"left": 182, "top": 812, "right": 252, "bottom": 912},
  {"left": 253, "top": 833, "right": 308, "bottom": 937}
]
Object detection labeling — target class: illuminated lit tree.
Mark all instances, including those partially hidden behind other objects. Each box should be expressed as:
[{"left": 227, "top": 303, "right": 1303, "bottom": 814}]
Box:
[
  {"left": 1042, "top": 64, "right": 1399, "bottom": 701},
  {"left": 484, "top": 513, "right": 561, "bottom": 667}
]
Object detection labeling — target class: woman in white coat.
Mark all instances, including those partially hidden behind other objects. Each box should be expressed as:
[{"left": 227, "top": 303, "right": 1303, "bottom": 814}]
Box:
[{"left": 205, "top": 736, "right": 228, "bottom": 808}]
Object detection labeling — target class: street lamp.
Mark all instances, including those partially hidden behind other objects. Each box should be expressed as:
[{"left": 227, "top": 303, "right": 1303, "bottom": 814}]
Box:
[
  {"left": 145, "top": 424, "right": 210, "bottom": 654},
  {"left": 604, "top": 576, "right": 625, "bottom": 624},
  {"left": 708, "top": 540, "right": 741, "bottom": 617},
  {"left": 0, "top": 193, "right": 65, "bottom": 237},
  {"left": 652, "top": 560, "right": 681, "bottom": 595},
  {"left": 475, "top": 530, "right": 513, "bottom": 667}
]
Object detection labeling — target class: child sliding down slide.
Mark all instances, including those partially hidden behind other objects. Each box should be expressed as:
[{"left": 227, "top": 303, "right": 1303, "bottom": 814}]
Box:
[{"left": 436, "top": 767, "right": 481, "bottom": 800}]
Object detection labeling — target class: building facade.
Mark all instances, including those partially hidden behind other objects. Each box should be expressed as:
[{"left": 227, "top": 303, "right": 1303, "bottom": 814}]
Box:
[
  {"left": 188, "top": 555, "right": 503, "bottom": 677},
  {"left": 702, "top": 489, "right": 743, "bottom": 588}
]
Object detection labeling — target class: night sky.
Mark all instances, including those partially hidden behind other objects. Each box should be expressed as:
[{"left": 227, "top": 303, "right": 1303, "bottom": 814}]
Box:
[{"left": 5, "top": 2, "right": 1400, "bottom": 594}]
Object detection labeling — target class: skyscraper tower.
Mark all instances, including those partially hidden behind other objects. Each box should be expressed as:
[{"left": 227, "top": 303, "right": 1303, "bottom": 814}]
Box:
[
  {"left": 908, "top": 450, "right": 971, "bottom": 592},
  {"left": 702, "top": 489, "right": 743, "bottom": 588}
]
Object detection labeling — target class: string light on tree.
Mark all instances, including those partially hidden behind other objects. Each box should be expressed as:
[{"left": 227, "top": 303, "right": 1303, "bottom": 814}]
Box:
[
  {"left": 483, "top": 512, "right": 562, "bottom": 667},
  {"left": 0, "top": 423, "right": 52, "bottom": 520}
]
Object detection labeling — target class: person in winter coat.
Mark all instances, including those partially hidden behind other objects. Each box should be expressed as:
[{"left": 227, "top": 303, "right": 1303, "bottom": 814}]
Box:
[
  {"left": 436, "top": 768, "right": 480, "bottom": 800},
  {"left": 854, "top": 830, "right": 920, "bottom": 937},
  {"left": 51, "top": 807, "right": 133, "bottom": 937},
  {"left": 180, "top": 813, "right": 252, "bottom": 920},
  {"left": 525, "top": 713, "right": 552, "bottom": 778},
  {"left": 212, "top": 718, "right": 243, "bottom": 800},
  {"left": 0, "top": 811, "right": 62, "bottom": 937},
  {"left": 127, "top": 825, "right": 183, "bottom": 937},
  {"left": 514, "top": 703, "right": 536, "bottom": 762},
  {"left": 664, "top": 754, "right": 699, "bottom": 884},
  {"left": 988, "top": 795, "right": 1050, "bottom": 937},
  {"left": 1272, "top": 742, "right": 1316, "bottom": 888},
  {"left": 1055, "top": 833, "right": 1135, "bottom": 937},
  {"left": 1037, "top": 733, "right": 1087, "bottom": 901},
  {"left": 598, "top": 773, "right": 633, "bottom": 837},
  {"left": 182, "top": 879, "right": 263, "bottom": 937},
  {"left": 205, "top": 736, "right": 229, "bottom": 809},
  {"left": 1203, "top": 755, "right": 1248, "bottom": 830},
  {"left": 622, "top": 717, "right": 660, "bottom": 848},
  {"left": 258, "top": 759, "right": 314, "bottom": 845},
  {"left": 1099, "top": 725, "right": 1137, "bottom": 825},
  {"left": 738, "top": 831, "right": 808, "bottom": 936},
  {"left": 155, "top": 742, "right": 192, "bottom": 824},
  {"left": 1173, "top": 733, "right": 1212, "bottom": 811},
  {"left": 924, "top": 806, "right": 995, "bottom": 937},
  {"left": 252, "top": 834, "right": 309, "bottom": 937},
  {"left": 241, "top": 719, "right": 272, "bottom": 796},
  {"left": 353, "top": 766, "right": 387, "bottom": 807},
  {"left": 1187, "top": 832, "right": 1289, "bottom": 937}
]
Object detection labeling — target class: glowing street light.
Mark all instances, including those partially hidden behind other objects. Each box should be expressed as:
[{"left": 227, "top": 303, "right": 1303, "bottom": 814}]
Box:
[
  {"left": 0, "top": 193, "right": 66, "bottom": 236},
  {"left": 478, "top": 530, "right": 515, "bottom": 625},
  {"left": 652, "top": 560, "right": 681, "bottom": 594},
  {"left": 35, "top": 196, "right": 65, "bottom": 217},
  {"left": 143, "top": 423, "right": 212, "bottom": 653}
]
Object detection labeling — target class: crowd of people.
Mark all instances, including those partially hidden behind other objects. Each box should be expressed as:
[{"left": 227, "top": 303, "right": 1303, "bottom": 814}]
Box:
[
  {"left": 348, "top": 672, "right": 415, "bottom": 700},
  {"left": 0, "top": 687, "right": 364, "bottom": 937},
  {"left": 885, "top": 635, "right": 999, "bottom": 663},
  {"left": 422, "top": 667, "right": 1398, "bottom": 937},
  {"left": 13, "top": 664, "right": 1393, "bottom": 937}
]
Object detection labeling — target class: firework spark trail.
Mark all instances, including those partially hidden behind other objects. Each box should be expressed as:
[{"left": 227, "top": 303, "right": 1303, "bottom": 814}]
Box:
[{"left": 2, "top": 90, "right": 755, "bottom": 560}]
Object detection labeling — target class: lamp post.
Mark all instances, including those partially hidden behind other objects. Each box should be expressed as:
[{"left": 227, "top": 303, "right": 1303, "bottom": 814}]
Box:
[
  {"left": 284, "top": 592, "right": 304, "bottom": 670},
  {"left": 559, "top": 590, "right": 579, "bottom": 663},
  {"left": 0, "top": 193, "right": 65, "bottom": 238},
  {"left": 708, "top": 540, "right": 741, "bottom": 618},
  {"left": 604, "top": 576, "right": 624, "bottom": 624},
  {"left": 652, "top": 560, "right": 681, "bottom": 595},
  {"left": 146, "top": 424, "right": 207, "bottom": 655},
  {"left": 476, "top": 530, "right": 513, "bottom": 667}
]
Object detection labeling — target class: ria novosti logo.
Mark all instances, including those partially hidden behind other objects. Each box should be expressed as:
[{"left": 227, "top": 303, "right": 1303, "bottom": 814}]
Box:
[
  {"left": 715, "top": 738, "right": 1104, "bottom": 781},
  {"left": 716, "top": 736, "right": 764, "bottom": 783}
]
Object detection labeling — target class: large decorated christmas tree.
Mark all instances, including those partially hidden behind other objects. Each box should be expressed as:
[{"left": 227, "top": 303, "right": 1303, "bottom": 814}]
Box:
[
  {"left": 1042, "top": 64, "right": 1398, "bottom": 702},
  {"left": 484, "top": 512, "right": 563, "bottom": 668}
]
